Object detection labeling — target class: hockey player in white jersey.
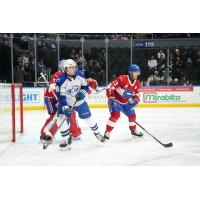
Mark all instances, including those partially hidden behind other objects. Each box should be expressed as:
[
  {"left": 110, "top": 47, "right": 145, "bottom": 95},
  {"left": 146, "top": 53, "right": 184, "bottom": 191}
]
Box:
[{"left": 56, "top": 59, "right": 105, "bottom": 149}]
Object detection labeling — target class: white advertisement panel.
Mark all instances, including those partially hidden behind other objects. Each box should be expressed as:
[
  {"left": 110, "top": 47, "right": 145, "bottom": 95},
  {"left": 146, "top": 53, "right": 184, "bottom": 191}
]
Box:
[{"left": 6, "top": 86, "right": 199, "bottom": 110}]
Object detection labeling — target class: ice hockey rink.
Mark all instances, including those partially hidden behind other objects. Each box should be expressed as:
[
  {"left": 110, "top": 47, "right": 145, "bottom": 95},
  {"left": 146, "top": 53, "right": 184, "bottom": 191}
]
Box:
[{"left": 0, "top": 107, "right": 200, "bottom": 166}]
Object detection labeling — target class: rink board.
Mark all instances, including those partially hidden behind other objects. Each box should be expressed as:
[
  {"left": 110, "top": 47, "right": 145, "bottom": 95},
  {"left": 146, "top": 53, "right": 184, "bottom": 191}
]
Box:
[{"left": 2, "top": 86, "right": 200, "bottom": 110}]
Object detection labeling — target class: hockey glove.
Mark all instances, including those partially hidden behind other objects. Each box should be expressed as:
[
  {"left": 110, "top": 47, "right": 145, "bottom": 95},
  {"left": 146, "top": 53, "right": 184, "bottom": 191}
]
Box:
[
  {"left": 48, "top": 83, "right": 56, "bottom": 92},
  {"left": 128, "top": 98, "right": 139, "bottom": 108},
  {"left": 62, "top": 106, "right": 72, "bottom": 117},
  {"left": 122, "top": 89, "right": 133, "bottom": 98},
  {"left": 76, "top": 90, "right": 86, "bottom": 101},
  {"left": 108, "top": 96, "right": 117, "bottom": 107}
]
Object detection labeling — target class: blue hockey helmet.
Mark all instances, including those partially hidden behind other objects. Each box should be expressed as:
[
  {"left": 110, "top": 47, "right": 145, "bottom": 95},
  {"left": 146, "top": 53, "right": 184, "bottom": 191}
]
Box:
[{"left": 128, "top": 64, "right": 140, "bottom": 74}]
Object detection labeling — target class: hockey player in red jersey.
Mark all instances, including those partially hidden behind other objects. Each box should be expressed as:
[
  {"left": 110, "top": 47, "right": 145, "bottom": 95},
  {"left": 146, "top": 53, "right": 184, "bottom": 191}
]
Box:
[
  {"left": 104, "top": 64, "right": 143, "bottom": 140},
  {"left": 40, "top": 62, "right": 63, "bottom": 141}
]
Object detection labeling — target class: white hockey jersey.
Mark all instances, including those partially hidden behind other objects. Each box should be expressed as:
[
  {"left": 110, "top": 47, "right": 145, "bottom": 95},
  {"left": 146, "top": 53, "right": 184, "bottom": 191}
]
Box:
[{"left": 56, "top": 70, "right": 88, "bottom": 107}]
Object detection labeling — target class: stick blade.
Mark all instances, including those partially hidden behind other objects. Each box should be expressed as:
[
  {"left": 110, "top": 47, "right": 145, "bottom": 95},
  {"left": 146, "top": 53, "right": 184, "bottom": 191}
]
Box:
[{"left": 163, "top": 142, "right": 173, "bottom": 148}]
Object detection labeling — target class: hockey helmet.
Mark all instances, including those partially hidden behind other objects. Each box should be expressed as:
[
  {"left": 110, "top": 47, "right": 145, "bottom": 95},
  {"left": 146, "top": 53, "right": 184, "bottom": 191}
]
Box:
[{"left": 128, "top": 64, "right": 140, "bottom": 75}]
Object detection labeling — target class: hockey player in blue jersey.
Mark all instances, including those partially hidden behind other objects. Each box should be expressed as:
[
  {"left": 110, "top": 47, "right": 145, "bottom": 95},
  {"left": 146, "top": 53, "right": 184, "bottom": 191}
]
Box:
[{"left": 56, "top": 59, "right": 105, "bottom": 149}]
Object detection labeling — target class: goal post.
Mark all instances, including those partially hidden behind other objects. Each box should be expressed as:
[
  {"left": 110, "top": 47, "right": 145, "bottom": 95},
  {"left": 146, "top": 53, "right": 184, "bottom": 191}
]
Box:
[{"left": 0, "top": 83, "right": 24, "bottom": 142}]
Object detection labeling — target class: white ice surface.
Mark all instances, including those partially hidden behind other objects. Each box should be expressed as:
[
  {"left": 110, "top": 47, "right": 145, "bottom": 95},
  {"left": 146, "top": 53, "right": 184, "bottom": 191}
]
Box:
[{"left": 0, "top": 108, "right": 200, "bottom": 165}]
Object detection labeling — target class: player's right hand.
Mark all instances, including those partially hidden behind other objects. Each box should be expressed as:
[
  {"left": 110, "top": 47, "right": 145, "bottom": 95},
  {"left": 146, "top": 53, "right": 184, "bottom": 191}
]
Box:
[
  {"left": 76, "top": 90, "right": 86, "bottom": 101},
  {"left": 108, "top": 96, "right": 116, "bottom": 107},
  {"left": 62, "top": 106, "right": 72, "bottom": 117},
  {"left": 48, "top": 83, "right": 56, "bottom": 92}
]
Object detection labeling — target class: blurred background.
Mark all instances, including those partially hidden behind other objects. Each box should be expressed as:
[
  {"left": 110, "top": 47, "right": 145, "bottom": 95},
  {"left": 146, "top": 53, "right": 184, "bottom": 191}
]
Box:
[{"left": 0, "top": 33, "right": 200, "bottom": 87}]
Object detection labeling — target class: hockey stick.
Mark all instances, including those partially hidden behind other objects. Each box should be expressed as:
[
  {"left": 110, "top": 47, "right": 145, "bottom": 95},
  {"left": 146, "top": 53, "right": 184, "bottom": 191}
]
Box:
[
  {"left": 111, "top": 99, "right": 172, "bottom": 148},
  {"left": 135, "top": 121, "right": 173, "bottom": 148},
  {"left": 93, "top": 87, "right": 106, "bottom": 94},
  {"left": 40, "top": 73, "right": 58, "bottom": 101},
  {"left": 40, "top": 73, "right": 76, "bottom": 150}
]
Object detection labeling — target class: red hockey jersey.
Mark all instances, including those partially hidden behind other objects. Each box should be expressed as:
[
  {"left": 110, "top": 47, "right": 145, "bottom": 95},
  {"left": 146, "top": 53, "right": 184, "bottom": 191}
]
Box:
[
  {"left": 44, "top": 71, "right": 62, "bottom": 99},
  {"left": 106, "top": 75, "right": 141, "bottom": 104}
]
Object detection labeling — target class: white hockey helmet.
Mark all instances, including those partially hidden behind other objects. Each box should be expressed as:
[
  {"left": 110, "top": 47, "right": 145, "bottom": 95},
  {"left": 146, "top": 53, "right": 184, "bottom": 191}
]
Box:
[{"left": 64, "top": 59, "right": 77, "bottom": 68}]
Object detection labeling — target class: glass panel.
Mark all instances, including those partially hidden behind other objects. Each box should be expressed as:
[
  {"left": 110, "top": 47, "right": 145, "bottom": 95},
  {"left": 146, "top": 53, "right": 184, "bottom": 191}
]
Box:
[
  {"left": 1, "top": 33, "right": 200, "bottom": 87},
  {"left": 169, "top": 47, "right": 200, "bottom": 85},
  {"left": 12, "top": 34, "right": 35, "bottom": 86},
  {"left": 83, "top": 39, "right": 106, "bottom": 86},
  {"left": 108, "top": 39, "right": 131, "bottom": 83},
  {"left": 36, "top": 34, "right": 58, "bottom": 84},
  {"left": 60, "top": 38, "right": 81, "bottom": 71},
  {"left": 0, "top": 34, "right": 11, "bottom": 83},
  {"left": 132, "top": 47, "right": 169, "bottom": 86}
]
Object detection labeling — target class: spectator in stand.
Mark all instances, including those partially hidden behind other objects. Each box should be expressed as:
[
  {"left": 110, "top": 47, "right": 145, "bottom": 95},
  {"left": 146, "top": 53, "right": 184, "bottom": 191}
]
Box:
[
  {"left": 195, "top": 49, "right": 200, "bottom": 68},
  {"left": 94, "top": 61, "right": 104, "bottom": 73},
  {"left": 168, "top": 60, "right": 173, "bottom": 71},
  {"left": 20, "top": 34, "right": 29, "bottom": 49},
  {"left": 111, "top": 33, "right": 121, "bottom": 40},
  {"left": 184, "top": 49, "right": 193, "bottom": 65},
  {"left": 171, "top": 60, "right": 183, "bottom": 84},
  {"left": 14, "top": 64, "right": 25, "bottom": 83},
  {"left": 148, "top": 55, "right": 157, "bottom": 73},
  {"left": 3, "top": 35, "right": 11, "bottom": 47},
  {"left": 98, "top": 48, "right": 106, "bottom": 66},
  {"left": 184, "top": 80, "right": 193, "bottom": 86},
  {"left": 183, "top": 49, "right": 195, "bottom": 84},
  {"left": 195, "top": 49, "right": 200, "bottom": 83},
  {"left": 150, "top": 75, "right": 160, "bottom": 86},
  {"left": 37, "top": 59, "right": 47, "bottom": 75},
  {"left": 174, "top": 48, "right": 180, "bottom": 58},
  {"left": 15, "top": 51, "right": 35, "bottom": 82},
  {"left": 171, "top": 78, "right": 179, "bottom": 85},
  {"left": 17, "top": 53, "right": 23, "bottom": 65},
  {"left": 22, "top": 52, "right": 29, "bottom": 68},
  {"left": 148, "top": 71, "right": 160, "bottom": 86},
  {"left": 160, "top": 70, "right": 172, "bottom": 85},
  {"left": 29, "top": 52, "right": 34, "bottom": 66},
  {"left": 69, "top": 48, "right": 78, "bottom": 60},
  {"left": 89, "top": 60, "right": 105, "bottom": 85},
  {"left": 51, "top": 43, "right": 57, "bottom": 52},
  {"left": 157, "top": 49, "right": 166, "bottom": 76},
  {"left": 157, "top": 49, "right": 165, "bottom": 60},
  {"left": 141, "top": 81, "right": 150, "bottom": 86},
  {"left": 144, "top": 81, "right": 150, "bottom": 86},
  {"left": 85, "top": 49, "right": 93, "bottom": 61},
  {"left": 120, "top": 33, "right": 130, "bottom": 40}
]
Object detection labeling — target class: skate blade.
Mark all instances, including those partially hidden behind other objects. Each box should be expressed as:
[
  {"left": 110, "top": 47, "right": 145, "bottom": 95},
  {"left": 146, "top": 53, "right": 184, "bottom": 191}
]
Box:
[
  {"left": 132, "top": 135, "right": 144, "bottom": 138},
  {"left": 59, "top": 146, "right": 72, "bottom": 151}
]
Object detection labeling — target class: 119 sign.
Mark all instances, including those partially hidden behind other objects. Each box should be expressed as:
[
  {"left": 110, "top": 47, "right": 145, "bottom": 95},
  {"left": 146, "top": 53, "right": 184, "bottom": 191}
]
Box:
[{"left": 135, "top": 41, "right": 155, "bottom": 48}]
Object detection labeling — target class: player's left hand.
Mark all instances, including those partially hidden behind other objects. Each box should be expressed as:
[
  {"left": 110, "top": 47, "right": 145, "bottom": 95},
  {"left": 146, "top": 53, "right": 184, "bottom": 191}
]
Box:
[
  {"left": 128, "top": 98, "right": 139, "bottom": 107},
  {"left": 62, "top": 106, "right": 72, "bottom": 117},
  {"left": 76, "top": 90, "right": 86, "bottom": 101}
]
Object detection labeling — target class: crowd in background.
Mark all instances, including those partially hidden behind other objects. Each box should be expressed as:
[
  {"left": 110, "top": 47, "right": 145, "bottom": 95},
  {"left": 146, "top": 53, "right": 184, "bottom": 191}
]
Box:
[
  {"left": 143, "top": 48, "right": 200, "bottom": 86},
  {"left": 0, "top": 34, "right": 55, "bottom": 83},
  {"left": 0, "top": 33, "right": 200, "bottom": 86},
  {"left": 65, "top": 47, "right": 200, "bottom": 86}
]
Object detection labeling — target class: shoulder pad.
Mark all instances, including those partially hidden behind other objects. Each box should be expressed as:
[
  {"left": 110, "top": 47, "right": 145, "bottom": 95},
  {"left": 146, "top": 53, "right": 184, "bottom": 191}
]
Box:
[
  {"left": 75, "top": 70, "right": 85, "bottom": 78},
  {"left": 56, "top": 73, "right": 66, "bottom": 85}
]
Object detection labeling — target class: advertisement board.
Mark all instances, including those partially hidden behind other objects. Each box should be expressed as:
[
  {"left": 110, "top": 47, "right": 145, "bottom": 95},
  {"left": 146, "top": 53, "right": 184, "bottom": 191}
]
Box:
[{"left": 5, "top": 86, "right": 199, "bottom": 110}]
